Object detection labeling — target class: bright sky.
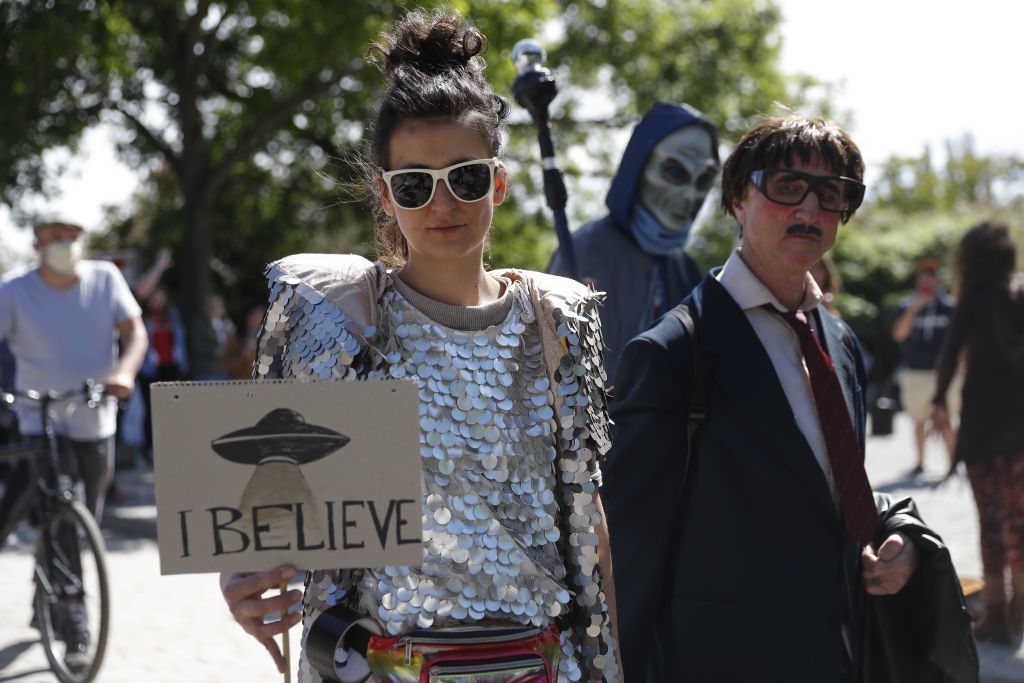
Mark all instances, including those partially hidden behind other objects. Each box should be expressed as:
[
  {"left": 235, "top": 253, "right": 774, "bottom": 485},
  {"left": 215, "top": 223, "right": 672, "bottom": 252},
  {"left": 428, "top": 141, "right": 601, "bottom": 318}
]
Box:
[
  {"left": 777, "top": 0, "right": 1024, "bottom": 175},
  {"left": 3, "top": 1, "right": 1022, "bottom": 268}
]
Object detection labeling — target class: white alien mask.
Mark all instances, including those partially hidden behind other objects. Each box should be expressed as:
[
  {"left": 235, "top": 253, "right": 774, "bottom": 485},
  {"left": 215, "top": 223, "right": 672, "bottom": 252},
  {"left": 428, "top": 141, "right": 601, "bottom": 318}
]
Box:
[{"left": 638, "top": 125, "right": 719, "bottom": 233}]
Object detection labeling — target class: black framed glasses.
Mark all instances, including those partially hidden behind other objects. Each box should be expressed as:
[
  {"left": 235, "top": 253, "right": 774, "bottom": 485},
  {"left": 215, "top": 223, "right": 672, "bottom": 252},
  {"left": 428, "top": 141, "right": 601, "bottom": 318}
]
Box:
[
  {"left": 381, "top": 158, "right": 498, "bottom": 210},
  {"left": 750, "top": 168, "right": 865, "bottom": 214}
]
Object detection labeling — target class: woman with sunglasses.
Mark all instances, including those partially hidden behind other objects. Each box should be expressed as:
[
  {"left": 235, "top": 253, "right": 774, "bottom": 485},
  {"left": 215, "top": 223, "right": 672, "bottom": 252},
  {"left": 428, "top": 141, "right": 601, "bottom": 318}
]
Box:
[{"left": 219, "top": 10, "right": 621, "bottom": 683}]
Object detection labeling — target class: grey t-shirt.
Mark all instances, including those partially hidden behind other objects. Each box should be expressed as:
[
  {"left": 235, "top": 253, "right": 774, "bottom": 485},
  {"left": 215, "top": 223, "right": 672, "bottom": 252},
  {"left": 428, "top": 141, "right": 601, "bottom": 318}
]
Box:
[{"left": 0, "top": 260, "right": 141, "bottom": 438}]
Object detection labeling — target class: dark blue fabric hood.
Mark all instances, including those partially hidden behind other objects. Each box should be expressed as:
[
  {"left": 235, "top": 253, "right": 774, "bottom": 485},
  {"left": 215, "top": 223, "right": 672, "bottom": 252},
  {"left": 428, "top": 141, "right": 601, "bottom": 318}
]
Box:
[{"left": 605, "top": 102, "right": 719, "bottom": 230}]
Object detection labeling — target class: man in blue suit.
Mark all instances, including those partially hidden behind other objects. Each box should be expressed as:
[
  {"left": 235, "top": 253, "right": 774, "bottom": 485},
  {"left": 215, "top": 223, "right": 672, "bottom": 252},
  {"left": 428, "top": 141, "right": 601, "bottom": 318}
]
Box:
[{"left": 604, "top": 116, "right": 921, "bottom": 682}]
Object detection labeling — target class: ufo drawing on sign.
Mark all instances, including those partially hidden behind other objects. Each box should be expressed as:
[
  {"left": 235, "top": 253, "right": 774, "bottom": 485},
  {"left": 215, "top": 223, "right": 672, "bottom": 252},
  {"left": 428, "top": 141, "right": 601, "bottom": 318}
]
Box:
[
  {"left": 212, "top": 408, "right": 350, "bottom": 550},
  {"left": 211, "top": 408, "right": 350, "bottom": 464}
]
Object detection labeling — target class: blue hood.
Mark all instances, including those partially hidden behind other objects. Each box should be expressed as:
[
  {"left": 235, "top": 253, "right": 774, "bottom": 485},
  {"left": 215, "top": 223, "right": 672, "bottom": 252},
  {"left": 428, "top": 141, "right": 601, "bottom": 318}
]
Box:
[{"left": 605, "top": 102, "right": 719, "bottom": 230}]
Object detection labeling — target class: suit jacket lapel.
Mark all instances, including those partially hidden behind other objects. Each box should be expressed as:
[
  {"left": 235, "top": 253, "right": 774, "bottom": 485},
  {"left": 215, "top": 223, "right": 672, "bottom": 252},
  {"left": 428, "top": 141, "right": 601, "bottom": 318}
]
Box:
[
  {"left": 694, "top": 277, "right": 839, "bottom": 523},
  {"left": 813, "top": 309, "right": 859, "bottom": 440}
]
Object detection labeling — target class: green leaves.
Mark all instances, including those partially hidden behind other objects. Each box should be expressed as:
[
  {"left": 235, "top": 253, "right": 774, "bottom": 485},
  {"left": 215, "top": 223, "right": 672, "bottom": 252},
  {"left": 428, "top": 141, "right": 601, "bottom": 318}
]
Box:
[{"left": 2, "top": 0, "right": 805, "bottom": 304}]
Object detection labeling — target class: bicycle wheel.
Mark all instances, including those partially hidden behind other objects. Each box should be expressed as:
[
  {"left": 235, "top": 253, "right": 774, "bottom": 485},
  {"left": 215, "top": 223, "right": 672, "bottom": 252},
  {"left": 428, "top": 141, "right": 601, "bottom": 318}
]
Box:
[{"left": 34, "top": 500, "right": 110, "bottom": 683}]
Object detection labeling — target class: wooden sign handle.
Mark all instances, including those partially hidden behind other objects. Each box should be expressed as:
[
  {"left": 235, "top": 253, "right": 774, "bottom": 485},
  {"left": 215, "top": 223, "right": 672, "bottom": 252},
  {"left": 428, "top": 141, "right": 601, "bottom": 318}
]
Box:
[{"left": 281, "top": 581, "right": 291, "bottom": 683}]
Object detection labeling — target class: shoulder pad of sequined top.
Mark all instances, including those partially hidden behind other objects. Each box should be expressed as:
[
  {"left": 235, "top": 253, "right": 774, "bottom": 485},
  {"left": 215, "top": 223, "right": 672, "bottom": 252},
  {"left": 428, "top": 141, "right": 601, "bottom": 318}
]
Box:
[
  {"left": 493, "top": 268, "right": 590, "bottom": 297},
  {"left": 267, "top": 253, "right": 387, "bottom": 334},
  {"left": 492, "top": 269, "right": 604, "bottom": 313},
  {"left": 493, "top": 268, "right": 606, "bottom": 371}
]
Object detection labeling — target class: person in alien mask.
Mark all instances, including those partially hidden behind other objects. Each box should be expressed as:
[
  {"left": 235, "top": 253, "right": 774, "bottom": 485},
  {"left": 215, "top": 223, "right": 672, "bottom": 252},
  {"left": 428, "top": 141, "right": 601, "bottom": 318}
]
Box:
[{"left": 548, "top": 102, "right": 719, "bottom": 381}]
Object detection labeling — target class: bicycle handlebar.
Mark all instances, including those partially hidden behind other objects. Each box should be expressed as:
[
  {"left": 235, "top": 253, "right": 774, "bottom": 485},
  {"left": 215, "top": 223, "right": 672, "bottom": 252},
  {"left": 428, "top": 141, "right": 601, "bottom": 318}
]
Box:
[{"left": 1, "top": 380, "right": 108, "bottom": 410}]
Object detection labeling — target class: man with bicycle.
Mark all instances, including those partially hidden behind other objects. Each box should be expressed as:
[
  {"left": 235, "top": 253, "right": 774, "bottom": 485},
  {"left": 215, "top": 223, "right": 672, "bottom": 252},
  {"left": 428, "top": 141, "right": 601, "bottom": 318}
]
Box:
[{"left": 0, "top": 220, "right": 146, "bottom": 665}]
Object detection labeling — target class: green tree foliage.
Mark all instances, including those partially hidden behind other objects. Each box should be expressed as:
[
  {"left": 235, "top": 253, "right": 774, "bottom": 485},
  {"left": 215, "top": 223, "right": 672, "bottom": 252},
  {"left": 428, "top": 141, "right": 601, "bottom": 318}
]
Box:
[
  {"left": 555, "top": 0, "right": 794, "bottom": 137},
  {"left": 873, "top": 135, "right": 1024, "bottom": 214},
  {"left": 0, "top": 1, "right": 108, "bottom": 204},
  {"left": 3, "top": 0, "right": 485, "bottom": 368},
  {"left": 2, "top": 0, "right": 806, "bottom": 344}
]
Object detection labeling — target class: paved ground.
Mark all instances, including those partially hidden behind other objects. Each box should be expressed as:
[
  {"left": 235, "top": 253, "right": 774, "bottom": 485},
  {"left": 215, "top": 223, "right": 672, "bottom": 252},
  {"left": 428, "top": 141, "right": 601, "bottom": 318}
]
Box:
[
  {"left": 1, "top": 412, "right": 1023, "bottom": 681},
  {"left": 0, "top": 467, "right": 303, "bottom": 682},
  {"left": 865, "top": 415, "right": 1024, "bottom": 682}
]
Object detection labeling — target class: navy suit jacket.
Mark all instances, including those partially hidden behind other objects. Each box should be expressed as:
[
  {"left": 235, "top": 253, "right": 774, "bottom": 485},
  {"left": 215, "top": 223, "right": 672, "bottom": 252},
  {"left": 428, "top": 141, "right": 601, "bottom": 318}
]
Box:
[{"left": 603, "top": 273, "right": 869, "bottom": 682}]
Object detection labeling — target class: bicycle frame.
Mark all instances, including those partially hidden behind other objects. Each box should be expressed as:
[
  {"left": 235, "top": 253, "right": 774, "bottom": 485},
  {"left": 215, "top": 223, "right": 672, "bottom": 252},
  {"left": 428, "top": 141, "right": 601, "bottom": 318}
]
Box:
[
  {"left": 0, "top": 382, "right": 106, "bottom": 541},
  {"left": 0, "top": 381, "right": 112, "bottom": 682}
]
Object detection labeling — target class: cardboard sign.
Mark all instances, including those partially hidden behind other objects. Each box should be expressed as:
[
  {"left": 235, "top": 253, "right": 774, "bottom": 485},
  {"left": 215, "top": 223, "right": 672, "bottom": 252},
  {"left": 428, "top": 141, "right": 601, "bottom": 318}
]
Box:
[{"left": 151, "top": 379, "right": 423, "bottom": 575}]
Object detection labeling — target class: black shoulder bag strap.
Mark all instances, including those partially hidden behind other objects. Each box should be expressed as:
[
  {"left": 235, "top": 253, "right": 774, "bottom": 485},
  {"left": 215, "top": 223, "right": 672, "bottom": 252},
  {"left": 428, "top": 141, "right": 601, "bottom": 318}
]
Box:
[{"left": 666, "top": 302, "right": 708, "bottom": 452}]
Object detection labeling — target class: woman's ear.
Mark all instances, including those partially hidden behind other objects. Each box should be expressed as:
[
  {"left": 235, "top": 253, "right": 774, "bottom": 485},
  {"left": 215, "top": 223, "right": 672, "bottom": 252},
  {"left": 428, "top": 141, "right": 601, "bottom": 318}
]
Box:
[
  {"left": 378, "top": 176, "right": 397, "bottom": 218},
  {"left": 493, "top": 165, "right": 509, "bottom": 207}
]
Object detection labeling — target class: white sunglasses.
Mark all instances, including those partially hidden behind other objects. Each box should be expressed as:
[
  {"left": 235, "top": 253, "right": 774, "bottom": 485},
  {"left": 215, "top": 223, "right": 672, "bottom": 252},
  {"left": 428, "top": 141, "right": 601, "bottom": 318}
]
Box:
[{"left": 381, "top": 158, "right": 498, "bottom": 210}]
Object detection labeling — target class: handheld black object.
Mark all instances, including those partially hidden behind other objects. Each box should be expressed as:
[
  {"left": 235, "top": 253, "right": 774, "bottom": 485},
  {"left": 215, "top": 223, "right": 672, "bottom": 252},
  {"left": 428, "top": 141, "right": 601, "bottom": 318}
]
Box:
[
  {"left": 307, "top": 604, "right": 373, "bottom": 682},
  {"left": 511, "top": 39, "right": 577, "bottom": 280}
]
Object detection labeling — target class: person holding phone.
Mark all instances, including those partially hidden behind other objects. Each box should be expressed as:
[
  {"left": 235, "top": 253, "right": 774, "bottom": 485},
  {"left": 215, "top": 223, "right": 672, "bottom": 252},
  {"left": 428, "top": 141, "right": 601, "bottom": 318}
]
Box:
[{"left": 891, "top": 257, "right": 958, "bottom": 475}]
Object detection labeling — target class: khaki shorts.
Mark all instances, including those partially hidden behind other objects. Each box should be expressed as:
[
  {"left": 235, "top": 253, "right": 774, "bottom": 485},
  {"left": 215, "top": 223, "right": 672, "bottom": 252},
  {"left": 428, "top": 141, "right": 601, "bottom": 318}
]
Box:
[{"left": 897, "top": 368, "right": 963, "bottom": 422}]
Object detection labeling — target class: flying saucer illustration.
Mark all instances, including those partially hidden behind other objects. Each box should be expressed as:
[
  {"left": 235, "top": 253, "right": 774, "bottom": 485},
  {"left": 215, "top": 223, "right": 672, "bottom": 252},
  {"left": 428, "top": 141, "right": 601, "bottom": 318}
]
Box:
[{"left": 212, "top": 409, "right": 350, "bottom": 550}]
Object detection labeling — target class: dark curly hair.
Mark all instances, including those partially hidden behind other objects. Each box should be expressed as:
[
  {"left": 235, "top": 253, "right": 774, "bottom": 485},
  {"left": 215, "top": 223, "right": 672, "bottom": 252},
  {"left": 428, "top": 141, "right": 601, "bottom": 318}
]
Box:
[
  {"left": 720, "top": 115, "right": 865, "bottom": 224},
  {"left": 955, "top": 221, "right": 1017, "bottom": 293},
  {"left": 364, "top": 10, "right": 511, "bottom": 267}
]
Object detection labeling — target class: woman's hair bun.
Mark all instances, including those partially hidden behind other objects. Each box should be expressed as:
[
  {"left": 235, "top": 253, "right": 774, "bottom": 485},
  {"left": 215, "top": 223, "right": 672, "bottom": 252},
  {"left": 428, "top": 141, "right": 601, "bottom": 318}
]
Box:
[{"left": 368, "top": 10, "right": 486, "bottom": 82}]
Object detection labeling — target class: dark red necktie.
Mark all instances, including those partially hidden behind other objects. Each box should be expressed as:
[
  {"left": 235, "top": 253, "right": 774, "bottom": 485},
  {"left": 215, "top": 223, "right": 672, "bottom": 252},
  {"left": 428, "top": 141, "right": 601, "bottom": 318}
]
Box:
[{"left": 765, "top": 305, "right": 879, "bottom": 547}]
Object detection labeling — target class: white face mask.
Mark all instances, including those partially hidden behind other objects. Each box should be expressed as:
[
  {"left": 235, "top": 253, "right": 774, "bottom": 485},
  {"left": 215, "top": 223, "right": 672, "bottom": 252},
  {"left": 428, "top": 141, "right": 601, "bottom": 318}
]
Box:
[
  {"left": 638, "top": 126, "right": 719, "bottom": 232},
  {"left": 41, "top": 239, "right": 82, "bottom": 276}
]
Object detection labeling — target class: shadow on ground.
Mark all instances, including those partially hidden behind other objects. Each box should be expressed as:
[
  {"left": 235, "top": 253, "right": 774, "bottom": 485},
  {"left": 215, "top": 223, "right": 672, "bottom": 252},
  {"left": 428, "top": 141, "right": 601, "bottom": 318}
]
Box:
[{"left": 0, "top": 639, "right": 44, "bottom": 681}]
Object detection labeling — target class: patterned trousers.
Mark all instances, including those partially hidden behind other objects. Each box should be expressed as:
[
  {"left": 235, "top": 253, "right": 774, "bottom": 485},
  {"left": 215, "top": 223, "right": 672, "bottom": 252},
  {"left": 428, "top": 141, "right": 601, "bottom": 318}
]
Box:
[{"left": 966, "top": 453, "right": 1024, "bottom": 575}]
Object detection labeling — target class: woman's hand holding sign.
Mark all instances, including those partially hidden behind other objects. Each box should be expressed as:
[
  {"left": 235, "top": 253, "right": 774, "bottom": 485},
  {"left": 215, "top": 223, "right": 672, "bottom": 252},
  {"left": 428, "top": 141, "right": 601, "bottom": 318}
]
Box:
[{"left": 220, "top": 566, "right": 302, "bottom": 674}]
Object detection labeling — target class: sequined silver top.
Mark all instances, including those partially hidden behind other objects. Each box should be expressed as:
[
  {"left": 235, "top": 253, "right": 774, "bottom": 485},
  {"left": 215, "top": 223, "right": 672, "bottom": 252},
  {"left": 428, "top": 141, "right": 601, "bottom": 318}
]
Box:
[{"left": 255, "top": 254, "right": 619, "bottom": 683}]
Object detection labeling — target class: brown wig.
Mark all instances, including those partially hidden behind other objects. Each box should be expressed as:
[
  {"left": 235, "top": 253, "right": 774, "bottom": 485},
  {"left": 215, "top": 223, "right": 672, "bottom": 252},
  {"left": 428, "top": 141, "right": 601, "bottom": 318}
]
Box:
[
  {"left": 720, "top": 116, "right": 865, "bottom": 224},
  {"left": 954, "top": 221, "right": 1018, "bottom": 294},
  {"left": 364, "top": 10, "right": 511, "bottom": 267}
]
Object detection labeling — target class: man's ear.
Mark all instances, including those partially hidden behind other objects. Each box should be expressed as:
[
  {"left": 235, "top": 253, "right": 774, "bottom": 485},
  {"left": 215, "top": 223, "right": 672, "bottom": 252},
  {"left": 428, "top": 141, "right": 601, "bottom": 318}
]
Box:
[
  {"left": 377, "top": 176, "right": 396, "bottom": 218},
  {"left": 731, "top": 194, "right": 747, "bottom": 228},
  {"left": 493, "top": 165, "right": 508, "bottom": 207}
]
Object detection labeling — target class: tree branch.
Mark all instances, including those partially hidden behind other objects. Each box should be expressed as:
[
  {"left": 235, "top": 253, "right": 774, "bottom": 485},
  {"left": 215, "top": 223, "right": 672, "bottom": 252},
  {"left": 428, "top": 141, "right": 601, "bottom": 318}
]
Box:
[
  {"left": 206, "top": 67, "right": 358, "bottom": 197},
  {"left": 205, "top": 66, "right": 248, "bottom": 103},
  {"left": 113, "top": 103, "right": 184, "bottom": 182},
  {"left": 194, "top": 3, "right": 232, "bottom": 85},
  {"left": 184, "top": 0, "right": 211, "bottom": 48}
]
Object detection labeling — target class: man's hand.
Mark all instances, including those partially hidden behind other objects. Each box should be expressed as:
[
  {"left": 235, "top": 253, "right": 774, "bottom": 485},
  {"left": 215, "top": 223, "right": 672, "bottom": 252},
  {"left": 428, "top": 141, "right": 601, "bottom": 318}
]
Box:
[
  {"left": 103, "top": 371, "right": 135, "bottom": 400},
  {"left": 891, "top": 295, "right": 932, "bottom": 343},
  {"left": 862, "top": 532, "right": 918, "bottom": 596},
  {"left": 220, "top": 566, "right": 303, "bottom": 674}
]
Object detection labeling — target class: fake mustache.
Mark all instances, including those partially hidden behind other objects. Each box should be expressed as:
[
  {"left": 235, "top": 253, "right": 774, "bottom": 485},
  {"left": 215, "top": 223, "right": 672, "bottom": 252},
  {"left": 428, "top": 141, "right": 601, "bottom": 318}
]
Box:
[{"left": 786, "top": 224, "right": 822, "bottom": 237}]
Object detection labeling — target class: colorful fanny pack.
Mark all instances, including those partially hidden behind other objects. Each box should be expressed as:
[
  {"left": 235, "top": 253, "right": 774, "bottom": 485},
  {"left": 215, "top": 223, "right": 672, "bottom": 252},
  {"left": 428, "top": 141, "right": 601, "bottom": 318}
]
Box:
[
  {"left": 307, "top": 605, "right": 560, "bottom": 683},
  {"left": 366, "top": 623, "right": 560, "bottom": 683}
]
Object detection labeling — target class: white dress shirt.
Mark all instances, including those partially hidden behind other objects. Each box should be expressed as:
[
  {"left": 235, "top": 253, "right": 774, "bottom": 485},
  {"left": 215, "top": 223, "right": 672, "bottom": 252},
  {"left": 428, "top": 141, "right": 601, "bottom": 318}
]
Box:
[{"left": 716, "top": 248, "right": 838, "bottom": 505}]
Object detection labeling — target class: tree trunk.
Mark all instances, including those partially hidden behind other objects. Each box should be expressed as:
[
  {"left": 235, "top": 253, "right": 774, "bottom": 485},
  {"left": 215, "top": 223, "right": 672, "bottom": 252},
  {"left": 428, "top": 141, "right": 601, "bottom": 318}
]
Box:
[{"left": 179, "top": 162, "right": 218, "bottom": 379}]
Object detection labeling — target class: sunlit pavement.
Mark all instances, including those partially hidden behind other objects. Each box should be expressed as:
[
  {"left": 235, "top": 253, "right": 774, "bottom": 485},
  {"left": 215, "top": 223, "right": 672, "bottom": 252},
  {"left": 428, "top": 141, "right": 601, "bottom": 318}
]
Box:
[
  {"left": 0, "top": 467, "right": 301, "bottom": 683},
  {"left": 865, "top": 412, "right": 1024, "bottom": 682},
  {"left": 1, "top": 413, "right": 1022, "bottom": 681}
]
